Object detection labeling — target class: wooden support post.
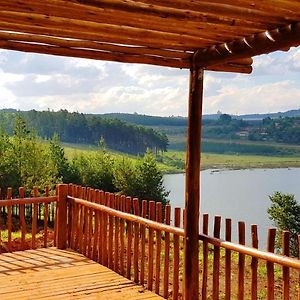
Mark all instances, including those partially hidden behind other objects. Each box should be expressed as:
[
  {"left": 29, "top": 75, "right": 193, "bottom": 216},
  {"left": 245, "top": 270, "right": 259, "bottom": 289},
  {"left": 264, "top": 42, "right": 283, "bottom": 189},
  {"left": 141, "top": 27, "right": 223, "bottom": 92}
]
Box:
[
  {"left": 183, "top": 65, "right": 204, "bottom": 300},
  {"left": 56, "top": 184, "right": 68, "bottom": 249}
]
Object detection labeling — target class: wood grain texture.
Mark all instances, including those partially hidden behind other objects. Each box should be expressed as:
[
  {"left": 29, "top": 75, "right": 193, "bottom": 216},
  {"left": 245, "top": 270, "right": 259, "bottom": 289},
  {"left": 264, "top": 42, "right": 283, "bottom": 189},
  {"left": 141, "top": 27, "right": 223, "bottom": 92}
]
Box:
[
  {"left": 238, "top": 221, "right": 246, "bottom": 300},
  {"left": 6, "top": 0, "right": 300, "bottom": 71},
  {"left": 267, "top": 228, "right": 276, "bottom": 300},
  {"left": 184, "top": 66, "right": 203, "bottom": 300},
  {"left": 251, "top": 224, "right": 258, "bottom": 300},
  {"left": 0, "top": 248, "right": 164, "bottom": 299}
]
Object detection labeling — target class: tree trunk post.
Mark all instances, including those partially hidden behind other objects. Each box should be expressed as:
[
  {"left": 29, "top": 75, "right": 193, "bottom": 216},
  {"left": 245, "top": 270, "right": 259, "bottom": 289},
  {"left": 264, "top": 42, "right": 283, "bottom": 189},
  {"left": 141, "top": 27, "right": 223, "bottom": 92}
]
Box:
[
  {"left": 56, "top": 184, "right": 68, "bottom": 249},
  {"left": 184, "top": 66, "right": 204, "bottom": 300}
]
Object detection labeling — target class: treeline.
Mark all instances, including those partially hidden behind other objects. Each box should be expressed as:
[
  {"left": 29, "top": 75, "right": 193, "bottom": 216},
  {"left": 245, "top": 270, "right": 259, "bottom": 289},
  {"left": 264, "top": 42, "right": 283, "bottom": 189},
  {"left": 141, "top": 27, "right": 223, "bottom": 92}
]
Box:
[
  {"left": 99, "top": 113, "right": 187, "bottom": 126},
  {"left": 0, "top": 117, "right": 169, "bottom": 204},
  {"left": 250, "top": 117, "right": 300, "bottom": 144},
  {"left": 0, "top": 109, "right": 168, "bottom": 155}
]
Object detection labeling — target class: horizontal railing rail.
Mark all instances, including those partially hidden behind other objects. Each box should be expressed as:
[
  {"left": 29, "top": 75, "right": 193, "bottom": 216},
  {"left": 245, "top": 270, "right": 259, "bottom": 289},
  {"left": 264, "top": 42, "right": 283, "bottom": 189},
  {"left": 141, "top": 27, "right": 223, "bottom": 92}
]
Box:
[
  {"left": 199, "top": 233, "right": 300, "bottom": 270},
  {"left": 0, "top": 186, "right": 58, "bottom": 253},
  {"left": 0, "top": 196, "right": 57, "bottom": 206},
  {"left": 69, "top": 196, "right": 300, "bottom": 270},
  {"left": 68, "top": 196, "right": 183, "bottom": 236}
]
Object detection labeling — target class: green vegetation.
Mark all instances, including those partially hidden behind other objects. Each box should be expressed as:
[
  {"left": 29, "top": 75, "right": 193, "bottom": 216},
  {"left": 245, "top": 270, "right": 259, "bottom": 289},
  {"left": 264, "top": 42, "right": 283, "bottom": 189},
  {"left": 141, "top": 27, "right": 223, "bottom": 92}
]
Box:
[
  {"left": 0, "top": 116, "right": 58, "bottom": 194},
  {"left": 0, "top": 109, "right": 168, "bottom": 155},
  {"left": 163, "top": 151, "right": 300, "bottom": 171},
  {"left": 268, "top": 192, "right": 300, "bottom": 256},
  {"left": 0, "top": 117, "right": 169, "bottom": 203}
]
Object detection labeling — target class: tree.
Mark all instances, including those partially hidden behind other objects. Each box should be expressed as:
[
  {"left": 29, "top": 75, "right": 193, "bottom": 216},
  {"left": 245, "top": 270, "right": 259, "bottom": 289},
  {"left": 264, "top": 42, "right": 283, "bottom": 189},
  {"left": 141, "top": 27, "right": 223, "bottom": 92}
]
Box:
[
  {"left": 49, "top": 134, "right": 80, "bottom": 183},
  {"left": 114, "top": 157, "right": 139, "bottom": 197},
  {"left": 218, "top": 114, "right": 232, "bottom": 125},
  {"left": 135, "top": 150, "right": 169, "bottom": 204},
  {"left": 268, "top": 192, "right": 300, "bottom": 256},
  {"left": 72, "top": 146, "right": 115, "bottom": 192}
]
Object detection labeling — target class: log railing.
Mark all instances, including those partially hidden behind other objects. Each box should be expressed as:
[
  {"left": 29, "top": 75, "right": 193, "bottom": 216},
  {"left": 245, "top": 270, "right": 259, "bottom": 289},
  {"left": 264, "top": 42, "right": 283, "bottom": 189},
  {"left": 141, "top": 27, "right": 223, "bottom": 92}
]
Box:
[
  {"left": 2, "top": 183, "right": 300, "bottom": 299},
  {"left": 65, "top": 184, "right": 300, "bottom": 299},
  {"left": 67, "top": 185, "right": 183, "bottom": 299},
  {"left": 0, "top": 186, "right": 57, "bottom": 253}
]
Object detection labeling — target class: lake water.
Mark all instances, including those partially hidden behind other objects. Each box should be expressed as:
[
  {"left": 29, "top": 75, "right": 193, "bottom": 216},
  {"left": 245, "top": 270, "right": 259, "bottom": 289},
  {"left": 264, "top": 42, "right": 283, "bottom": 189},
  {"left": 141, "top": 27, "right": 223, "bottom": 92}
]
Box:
[{"left": 164, "top": 168, "right": 300, "bottom": 247}]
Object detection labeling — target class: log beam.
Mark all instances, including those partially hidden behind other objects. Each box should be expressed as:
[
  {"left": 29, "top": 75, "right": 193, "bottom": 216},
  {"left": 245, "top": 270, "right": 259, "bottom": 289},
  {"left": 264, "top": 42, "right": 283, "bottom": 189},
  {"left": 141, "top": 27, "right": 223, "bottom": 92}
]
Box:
[
  {"left": 184, "top": 66, "right": 204, "bottom": 300},
  {"left": 194, "top": 22, "right": 300, "bottom": 67}
]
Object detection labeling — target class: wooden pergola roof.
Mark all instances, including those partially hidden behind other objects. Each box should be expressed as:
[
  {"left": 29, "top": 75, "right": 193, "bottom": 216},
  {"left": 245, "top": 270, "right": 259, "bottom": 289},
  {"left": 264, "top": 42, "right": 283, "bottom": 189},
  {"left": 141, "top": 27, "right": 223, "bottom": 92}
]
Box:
[{"left": 1, "top": 1, "right": 300, "bottom": 74}]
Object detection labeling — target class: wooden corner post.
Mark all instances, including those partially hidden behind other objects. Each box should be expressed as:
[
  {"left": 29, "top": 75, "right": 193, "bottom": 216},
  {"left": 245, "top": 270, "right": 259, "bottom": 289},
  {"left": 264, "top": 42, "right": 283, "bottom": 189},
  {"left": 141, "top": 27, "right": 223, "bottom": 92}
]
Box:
[
  {"left": 57, "top": 184, "right": 68, "bottom": 249},
  {"left": 184, "top": 66, "right": 204, "bottom": 300}
]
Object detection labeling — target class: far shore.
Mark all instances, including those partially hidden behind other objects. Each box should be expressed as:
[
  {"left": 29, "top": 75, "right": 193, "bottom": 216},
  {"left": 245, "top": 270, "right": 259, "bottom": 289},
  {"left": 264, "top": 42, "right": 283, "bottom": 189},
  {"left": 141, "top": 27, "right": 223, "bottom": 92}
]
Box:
[{"left": 161, "top": 151, "right": 300, "bottom": 174}]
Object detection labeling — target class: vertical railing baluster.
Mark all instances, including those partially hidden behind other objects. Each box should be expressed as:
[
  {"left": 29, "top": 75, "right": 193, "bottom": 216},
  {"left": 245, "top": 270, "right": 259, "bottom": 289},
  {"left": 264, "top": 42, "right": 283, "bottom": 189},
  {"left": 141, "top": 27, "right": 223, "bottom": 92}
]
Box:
[
  {"left": 113, "top": 194, "right": 120, "bottom": 272},
  {"left": 19, "top": 187, "right": 26, "bottom": 250},
  {"left": 44, "top": 186, "right": 49, "bottom": 248},
  {"left": 173, "top": 207, "right": 180, "bottom": 300},
  {"left": 140, "top": 200, "right": 147, "bottom": 285},
  {"left": 93, "top": 189, "right": 100, "bottom": 262},
  {"left": 282, "top": 231, "right": 290, "bottom": 300},
  {"left": 163, "top": 204, "right": 171, "bottom": 299},
  {"left": 32, "top": 186, "right": 38, "bottom": 250},
  {"left": 119, "top": 195, "right": 125, "bottom": 276},
  {"left": 126, "top": 196, "right": 132, "bottom": 279},
  {"left": 133, "top": 198, "right": 140, "bottom": 283},
  {"left": 213, "top": 215, "right": 221, "bottom": 300},
  {"left": 225, "top": 218, "right": 232, "bottom": 300},
  {"left": 267, "top": 228, "right": 276, "bottom": 300},
  {"left": 7, "top": 187, "right": 12, "bottom": 252},
  {"left": 155, "top": 202, "right": 162, "bottom": 295},
  {"left": 238, "top": 221, "right": 246, "bottom": 300},
  {"left": 148, "top": 201, "right": 155, "bottom": 291},
  {"left": 202, "top": 213, "right": 209, "bottom": 300},
  {"left": 251, "top": 224, "right": 258, "bottom": 300},
  {"left": 108, "top": 193, "right": 114, "bottom": 269}
]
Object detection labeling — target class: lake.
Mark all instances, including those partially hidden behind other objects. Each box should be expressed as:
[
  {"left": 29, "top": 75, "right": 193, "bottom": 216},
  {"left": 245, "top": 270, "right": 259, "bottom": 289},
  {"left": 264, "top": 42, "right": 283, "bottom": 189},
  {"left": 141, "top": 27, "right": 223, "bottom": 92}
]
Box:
[{"left": 164, "top": 168, "right": 300, "bottom": 247}]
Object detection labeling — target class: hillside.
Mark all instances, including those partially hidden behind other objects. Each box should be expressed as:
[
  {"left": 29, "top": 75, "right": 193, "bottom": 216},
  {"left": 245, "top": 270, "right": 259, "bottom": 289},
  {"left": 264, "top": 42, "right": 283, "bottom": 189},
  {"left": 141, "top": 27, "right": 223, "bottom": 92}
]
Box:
[
  {"left": 99, "top": 108, "right": 300, "bottom": 124},
  {"left": 2, "top": 108, "right": 300, "bottom": 157},
  {"left": 0, "top": 109, "right": 168, "bottom": 155}
]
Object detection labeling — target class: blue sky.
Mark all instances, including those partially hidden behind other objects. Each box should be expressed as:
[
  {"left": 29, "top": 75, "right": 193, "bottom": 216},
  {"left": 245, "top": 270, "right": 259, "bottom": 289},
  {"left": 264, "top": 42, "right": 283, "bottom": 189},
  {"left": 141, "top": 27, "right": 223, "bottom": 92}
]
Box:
[{"left": 0, "top": 47, "right": 299, "bottom": 116}]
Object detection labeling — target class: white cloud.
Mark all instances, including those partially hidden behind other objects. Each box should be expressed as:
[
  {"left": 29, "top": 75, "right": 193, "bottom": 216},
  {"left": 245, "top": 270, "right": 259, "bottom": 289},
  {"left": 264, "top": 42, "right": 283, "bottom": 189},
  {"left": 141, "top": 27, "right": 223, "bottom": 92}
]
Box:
[
  {"left": 0, "top": 48, "right": 299, "bottom": 116},
  {"left": 204, "top": 80, "right": 300, "bottom": 115}
]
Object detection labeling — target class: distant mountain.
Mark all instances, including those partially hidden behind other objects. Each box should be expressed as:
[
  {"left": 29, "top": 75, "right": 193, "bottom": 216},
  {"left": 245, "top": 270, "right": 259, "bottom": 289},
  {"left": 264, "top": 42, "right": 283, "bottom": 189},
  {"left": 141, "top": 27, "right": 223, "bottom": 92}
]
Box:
[
  {"left": 97, "top": 108, "right": 300, "bottom": 125},
  {"left": 236, "top": 108, "right": 300, "bottom": 120},
  {"left": 2, "top": 108, "right": 300, "bottom": 127}
]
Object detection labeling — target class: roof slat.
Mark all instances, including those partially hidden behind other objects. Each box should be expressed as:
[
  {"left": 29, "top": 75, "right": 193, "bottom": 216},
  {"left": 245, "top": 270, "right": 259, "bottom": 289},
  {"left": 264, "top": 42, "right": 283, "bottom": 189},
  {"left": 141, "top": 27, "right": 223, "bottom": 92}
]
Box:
[
  {"left": 0, "top": 10, "right": 218, "bottom": 49},
  {"left": 194, "top": 22, "right": 300, "bottom": 67},
  {"left": 0, "top": 0, "right": 299, "bottom": 72},
  {"left": 0, "top": 31, "right": 192, "bottom": 60},
  {"left": 0, "top": 0, "right": 256, "bottom": 40},
  {"left": 0, "top": 39, "right": 190, "bottom": 68}
]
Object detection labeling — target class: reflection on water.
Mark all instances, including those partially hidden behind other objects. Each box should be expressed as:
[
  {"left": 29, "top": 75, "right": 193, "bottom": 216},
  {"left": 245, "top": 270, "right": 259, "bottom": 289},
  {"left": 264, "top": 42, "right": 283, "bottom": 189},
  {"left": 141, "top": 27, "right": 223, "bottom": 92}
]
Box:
[{"left": 164, "top": 168, "right": 300, "bottom": 247}]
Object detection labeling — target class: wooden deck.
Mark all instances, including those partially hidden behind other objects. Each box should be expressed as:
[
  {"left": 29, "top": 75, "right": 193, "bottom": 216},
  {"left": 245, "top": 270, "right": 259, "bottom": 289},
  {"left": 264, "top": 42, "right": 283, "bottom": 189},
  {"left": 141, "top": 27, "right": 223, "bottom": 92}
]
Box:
[{"left": 0, "top": 248, "right": 164, "bottom": 299}]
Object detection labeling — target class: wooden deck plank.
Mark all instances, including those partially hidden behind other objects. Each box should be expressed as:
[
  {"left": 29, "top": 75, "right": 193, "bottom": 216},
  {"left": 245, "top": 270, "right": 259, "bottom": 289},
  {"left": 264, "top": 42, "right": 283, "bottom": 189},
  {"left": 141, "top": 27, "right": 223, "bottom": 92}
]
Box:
[{"left": 0, "top": 248, "right": 163, "bottom": 300}]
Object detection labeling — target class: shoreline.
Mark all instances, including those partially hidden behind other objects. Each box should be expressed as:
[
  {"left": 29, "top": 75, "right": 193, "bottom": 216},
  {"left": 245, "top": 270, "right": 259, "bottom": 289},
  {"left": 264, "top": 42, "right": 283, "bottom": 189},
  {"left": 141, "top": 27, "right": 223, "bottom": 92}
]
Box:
[{"left": 162, "top": 163, "right": 300, "bottom": 175}]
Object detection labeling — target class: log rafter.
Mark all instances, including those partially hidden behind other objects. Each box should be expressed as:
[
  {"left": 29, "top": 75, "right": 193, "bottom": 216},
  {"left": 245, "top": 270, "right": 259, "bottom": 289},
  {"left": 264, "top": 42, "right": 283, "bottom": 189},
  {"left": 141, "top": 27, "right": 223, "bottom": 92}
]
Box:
[
  {"left": 194, "top": 22, "right": 300, "bottom": 68},
  {"left": 0, "top": 0, "right": 299, "bottom": 72}
]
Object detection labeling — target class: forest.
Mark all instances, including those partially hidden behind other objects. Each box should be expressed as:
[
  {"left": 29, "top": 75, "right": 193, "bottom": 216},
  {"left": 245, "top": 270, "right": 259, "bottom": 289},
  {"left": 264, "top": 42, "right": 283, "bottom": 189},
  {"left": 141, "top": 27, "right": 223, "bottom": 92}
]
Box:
[
  {"left": 0, "top": 109, "right": 168, "bottom": 155},
  {"left": 0, "top": 116, "right": 169, "bottom": 204}
]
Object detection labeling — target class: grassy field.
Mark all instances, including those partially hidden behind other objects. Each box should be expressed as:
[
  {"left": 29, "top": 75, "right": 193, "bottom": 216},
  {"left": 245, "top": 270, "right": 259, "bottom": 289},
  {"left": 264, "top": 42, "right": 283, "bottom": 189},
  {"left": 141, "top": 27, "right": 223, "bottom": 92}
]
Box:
[
  {"left": 62, "top": 143, "right": 300, "bottom": 174},
  {"left": 164, "top": 151, "right": 300, "bottom": 171},
  {"left": 62, "top": 142, "right": 176, "bottom": 173}
]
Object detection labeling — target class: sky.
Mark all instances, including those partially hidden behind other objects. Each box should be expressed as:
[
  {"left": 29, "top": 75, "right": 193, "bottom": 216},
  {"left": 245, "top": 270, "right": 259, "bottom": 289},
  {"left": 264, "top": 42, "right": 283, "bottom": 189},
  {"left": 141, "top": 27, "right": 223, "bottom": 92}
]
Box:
[{"left": 0, "top": 47, "right": 300, "bottom": 117}]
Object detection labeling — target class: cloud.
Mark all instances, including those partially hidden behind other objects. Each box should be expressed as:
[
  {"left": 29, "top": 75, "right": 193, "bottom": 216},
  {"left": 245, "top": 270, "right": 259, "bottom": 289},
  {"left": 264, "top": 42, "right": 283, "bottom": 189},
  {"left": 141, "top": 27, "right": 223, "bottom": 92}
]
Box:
[
  {"left": 204, "top": 80, "right": 300, "bottom": 115},
  {"left": 0, "top": 48, "right": 299, "bottom": 116}
]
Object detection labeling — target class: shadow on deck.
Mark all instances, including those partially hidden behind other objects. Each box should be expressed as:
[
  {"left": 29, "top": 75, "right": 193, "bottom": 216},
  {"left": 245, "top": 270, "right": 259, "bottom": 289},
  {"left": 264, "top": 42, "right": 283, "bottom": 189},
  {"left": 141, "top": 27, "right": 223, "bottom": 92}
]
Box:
[{"left": 0, "top": 247, "right": 163, "bottom": 299}]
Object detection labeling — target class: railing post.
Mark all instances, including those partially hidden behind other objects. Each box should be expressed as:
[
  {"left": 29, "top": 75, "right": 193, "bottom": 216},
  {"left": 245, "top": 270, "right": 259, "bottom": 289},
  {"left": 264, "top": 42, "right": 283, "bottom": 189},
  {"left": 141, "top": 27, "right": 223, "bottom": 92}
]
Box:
[{"left": 56, "top": 184, "right": 68, "bottom": 249}]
